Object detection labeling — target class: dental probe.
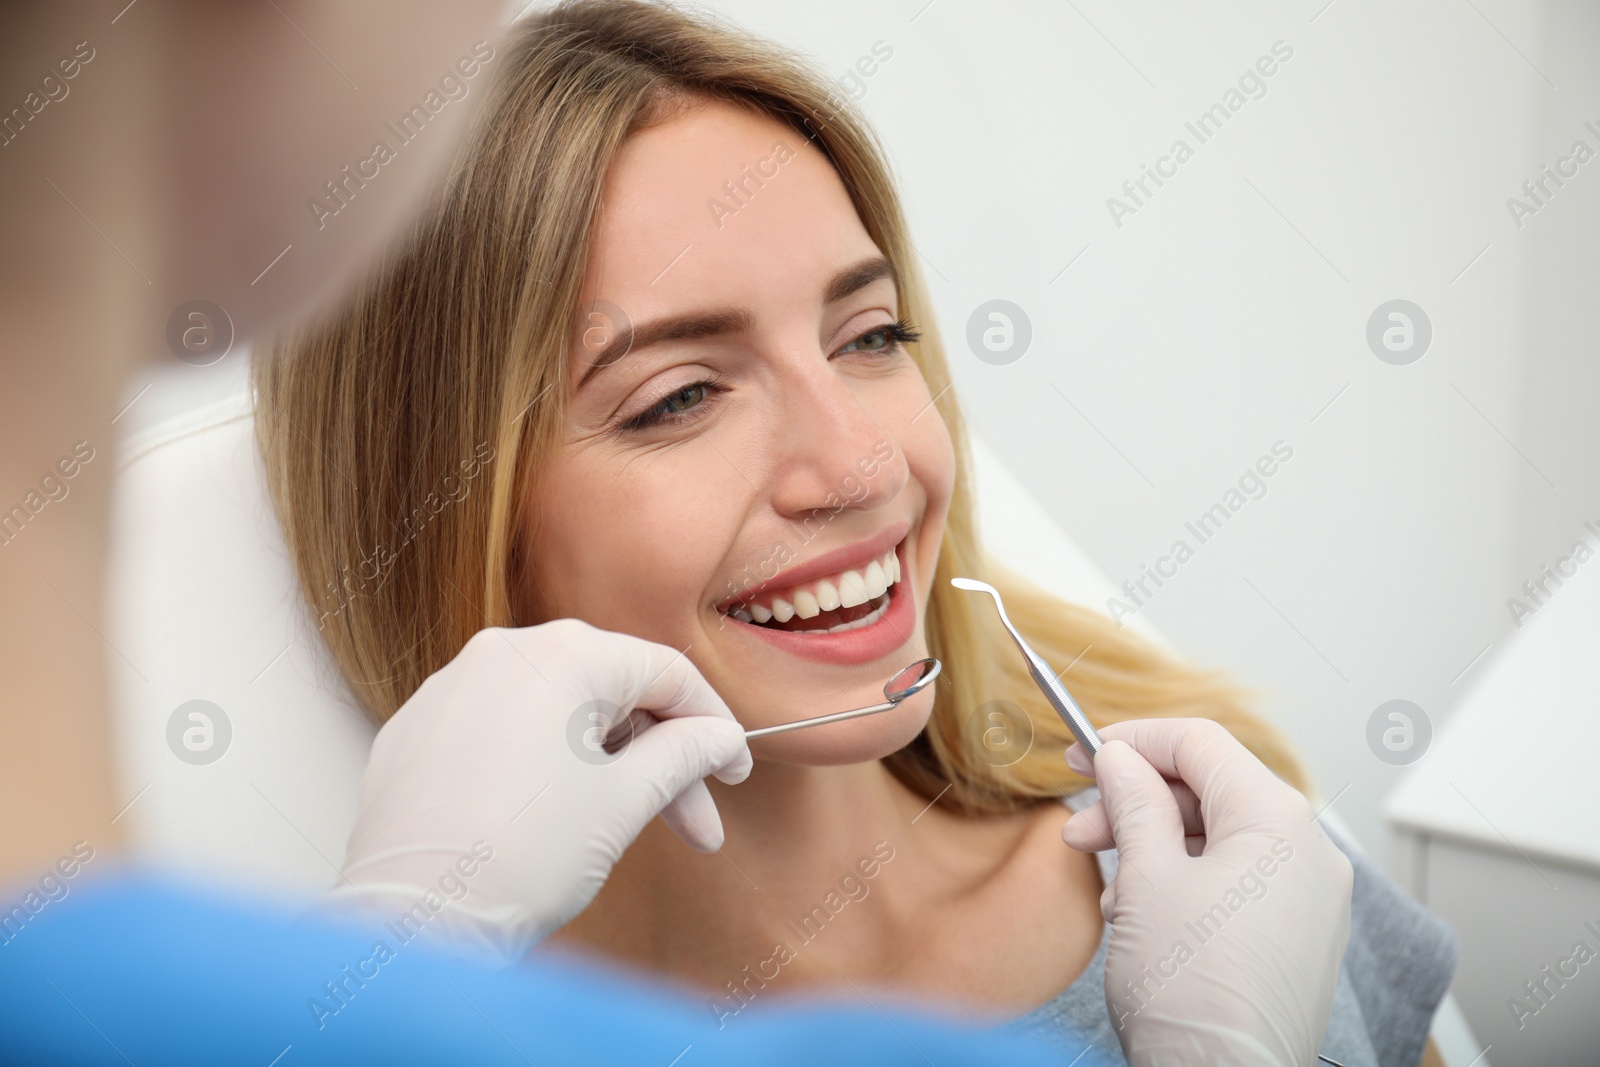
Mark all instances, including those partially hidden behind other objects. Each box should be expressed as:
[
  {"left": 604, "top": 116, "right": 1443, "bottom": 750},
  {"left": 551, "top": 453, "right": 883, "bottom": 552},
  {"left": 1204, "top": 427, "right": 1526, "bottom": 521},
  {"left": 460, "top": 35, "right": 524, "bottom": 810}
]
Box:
[
  {"left": 743, "top": 657, "right": 941, "bottom": 739},
  {"left": 950, "top": 578, "right": 1103, "bottom": 758}
]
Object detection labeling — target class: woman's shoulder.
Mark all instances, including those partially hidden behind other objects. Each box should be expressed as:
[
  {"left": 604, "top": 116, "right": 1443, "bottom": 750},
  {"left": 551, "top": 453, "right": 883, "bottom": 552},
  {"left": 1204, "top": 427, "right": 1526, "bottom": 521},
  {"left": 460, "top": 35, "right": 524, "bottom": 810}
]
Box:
[{"left": 1322, "top": 821, "right": 1458, "bottom": 1067}]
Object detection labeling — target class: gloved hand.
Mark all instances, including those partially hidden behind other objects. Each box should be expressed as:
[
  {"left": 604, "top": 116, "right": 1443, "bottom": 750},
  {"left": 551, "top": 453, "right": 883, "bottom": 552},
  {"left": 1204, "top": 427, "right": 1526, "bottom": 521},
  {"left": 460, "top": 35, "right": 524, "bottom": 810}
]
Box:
[
  {"left": 1061, "top": 720, "right": 1352, "bottom": 1067},
  {"left": 321, "top": 618, "right": 752, "bottom": 963}
]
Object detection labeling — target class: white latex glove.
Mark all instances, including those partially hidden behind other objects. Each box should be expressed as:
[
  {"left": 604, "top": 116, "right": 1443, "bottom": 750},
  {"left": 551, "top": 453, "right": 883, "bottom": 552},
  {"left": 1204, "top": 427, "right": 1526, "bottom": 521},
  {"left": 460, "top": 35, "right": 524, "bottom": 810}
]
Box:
[
  {"left": 1061, "top": 719, "right": 1353, "bottom": 1067},
  {"left": 321, "top": 618, "right": 752, "bottom": 963}
]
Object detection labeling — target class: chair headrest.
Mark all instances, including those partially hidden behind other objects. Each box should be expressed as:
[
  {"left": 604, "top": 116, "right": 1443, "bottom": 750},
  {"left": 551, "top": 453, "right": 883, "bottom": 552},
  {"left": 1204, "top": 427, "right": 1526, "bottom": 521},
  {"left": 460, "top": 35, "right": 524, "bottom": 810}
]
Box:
[{"left": 108, "top": 381, "right": 376, "bottom": 893}]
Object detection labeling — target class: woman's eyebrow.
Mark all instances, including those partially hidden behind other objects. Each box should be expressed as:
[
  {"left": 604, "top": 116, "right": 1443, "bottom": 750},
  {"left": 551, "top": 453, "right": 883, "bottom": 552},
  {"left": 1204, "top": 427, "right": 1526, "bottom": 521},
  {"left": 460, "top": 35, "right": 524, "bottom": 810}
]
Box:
[{"left": 576, "top": 255, "right": 897, "bottom": 389}]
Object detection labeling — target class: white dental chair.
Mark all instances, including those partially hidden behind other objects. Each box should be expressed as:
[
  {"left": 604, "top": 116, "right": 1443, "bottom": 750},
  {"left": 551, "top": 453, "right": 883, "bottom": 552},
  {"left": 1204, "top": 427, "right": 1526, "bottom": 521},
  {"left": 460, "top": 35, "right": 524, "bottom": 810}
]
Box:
[{"left": 106, "top": 361, "right": 1479, "bottom": 1064}]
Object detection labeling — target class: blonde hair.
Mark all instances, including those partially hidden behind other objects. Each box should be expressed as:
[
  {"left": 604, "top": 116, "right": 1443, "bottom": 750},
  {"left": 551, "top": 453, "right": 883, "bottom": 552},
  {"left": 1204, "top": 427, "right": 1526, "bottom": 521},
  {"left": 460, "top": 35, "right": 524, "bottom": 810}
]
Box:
[{"left": 254, "top": 0, "right": 1309, "bottom": 815}]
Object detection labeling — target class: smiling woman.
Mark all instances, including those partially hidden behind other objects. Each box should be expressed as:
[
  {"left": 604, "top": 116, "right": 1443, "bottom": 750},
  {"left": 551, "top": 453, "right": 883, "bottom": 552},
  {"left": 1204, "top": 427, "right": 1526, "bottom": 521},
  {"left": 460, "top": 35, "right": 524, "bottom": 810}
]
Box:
[
  {"left": 248, "top": 1, "right": 1452, "bottom": 1061},
  {"left": 256, "top": 0, "right": 1305, "bottom": 799}
]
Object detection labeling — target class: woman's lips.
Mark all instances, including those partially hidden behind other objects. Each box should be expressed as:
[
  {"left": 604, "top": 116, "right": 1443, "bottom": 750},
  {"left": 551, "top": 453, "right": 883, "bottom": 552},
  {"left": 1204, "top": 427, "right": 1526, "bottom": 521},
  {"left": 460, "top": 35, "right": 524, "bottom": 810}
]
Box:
[{"left": 723, "top": 542, "right": 916, "bottom": 666}]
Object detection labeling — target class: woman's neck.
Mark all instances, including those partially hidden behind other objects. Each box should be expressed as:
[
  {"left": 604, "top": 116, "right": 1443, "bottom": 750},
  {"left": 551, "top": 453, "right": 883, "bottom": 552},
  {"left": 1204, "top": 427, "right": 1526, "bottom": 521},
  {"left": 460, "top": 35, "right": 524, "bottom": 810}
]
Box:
[{"left": 542, "top": 754, "right": 1048, "bottom": 1002}]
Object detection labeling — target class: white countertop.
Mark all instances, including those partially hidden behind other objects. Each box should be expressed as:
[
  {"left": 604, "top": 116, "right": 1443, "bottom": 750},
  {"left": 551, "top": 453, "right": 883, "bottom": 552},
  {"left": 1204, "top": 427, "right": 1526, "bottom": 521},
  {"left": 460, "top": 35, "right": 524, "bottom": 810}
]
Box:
[{"left": 1386, "top": 540, "right": 1600, "bottom": 872}]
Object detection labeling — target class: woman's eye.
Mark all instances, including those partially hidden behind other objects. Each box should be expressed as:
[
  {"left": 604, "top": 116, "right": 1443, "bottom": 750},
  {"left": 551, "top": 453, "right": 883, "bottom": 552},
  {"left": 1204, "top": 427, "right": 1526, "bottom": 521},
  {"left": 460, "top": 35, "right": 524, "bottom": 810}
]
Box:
[
  {"left": 846, "top": 329, "right": 892, "bottom": 352},
  {"left": 662, "top": 383, "right": 706, "bottom": 414},
  {"left": 839, "top": 318, "right": 920, "bottom": 356},
  {"left": 619, "top": 379, "right": 722, "bottom": 433},
  {"left": 614, "top": 321, "right": 918, "bottom": 436}
]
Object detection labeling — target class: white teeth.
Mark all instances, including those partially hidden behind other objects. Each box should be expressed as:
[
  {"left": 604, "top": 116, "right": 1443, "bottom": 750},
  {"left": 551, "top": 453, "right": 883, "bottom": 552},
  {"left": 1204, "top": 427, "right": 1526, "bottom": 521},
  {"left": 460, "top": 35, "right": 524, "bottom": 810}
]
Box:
[
  {"left": 863, "top": 560, "right": 888, "bottom": 599},
  {"left": 729, "top": 543, "right": 906, "bottom": 624},
  {"left": 825, "top": 593, "right": 890, "bottom": 633},
  {"left": 815, "top": 579, "right": 841, "bottom": 612},
  {"left": 837, "top": 570, "right": 869, "bottom": 609}
]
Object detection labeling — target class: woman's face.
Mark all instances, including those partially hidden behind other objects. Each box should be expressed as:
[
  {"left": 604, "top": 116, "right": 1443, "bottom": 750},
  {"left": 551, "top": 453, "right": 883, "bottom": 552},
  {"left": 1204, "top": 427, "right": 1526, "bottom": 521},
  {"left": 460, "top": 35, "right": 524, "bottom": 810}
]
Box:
[{"left": 528, "top": 99, "right": 954, "bottom": 764}]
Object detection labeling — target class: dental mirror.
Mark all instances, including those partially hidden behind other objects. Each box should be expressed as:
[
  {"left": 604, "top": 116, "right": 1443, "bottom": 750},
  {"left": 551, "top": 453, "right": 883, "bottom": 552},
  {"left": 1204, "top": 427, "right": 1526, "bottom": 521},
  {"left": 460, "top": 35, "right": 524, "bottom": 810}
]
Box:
[{"left": 743, "top": 657, "right": 941, "bottom": 739}]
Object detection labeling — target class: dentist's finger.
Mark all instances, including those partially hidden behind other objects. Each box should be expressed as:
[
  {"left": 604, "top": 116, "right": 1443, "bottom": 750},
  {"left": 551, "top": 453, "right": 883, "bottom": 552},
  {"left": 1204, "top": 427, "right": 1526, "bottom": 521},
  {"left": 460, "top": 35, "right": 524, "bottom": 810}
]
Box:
[
  {"left": 1062, "top": 777, "right": 1203, "bottom": 852},
  {"left": 603, "top": 629, "right": 754, "bottom": 783},
  {"left": 657, "top": 778, "right": 724, "bottom": 852},
  {"left": 1087, "top": 833, "right": 1212, "bottom": 922},
  {"left": 1064, "top": 741, "right": 1094, "bottom": 776},
  {"left": 1085, "top": 740, "right": 1188, "bottom": 867},
  {"left": 602, "top": 707, "right": 658, "bottom": 753},
  {"left": 1098, "top": 880, "right": 1118, "bottom": 925},
  {"left": 626, "top": 717, "right": 741, "bottom": 850},
  {"left": 1072, "top": 718, "right": 1290, "bottom": 840},
  {"left": 619, "top": 714, "right": 749, "bottom": 832}
]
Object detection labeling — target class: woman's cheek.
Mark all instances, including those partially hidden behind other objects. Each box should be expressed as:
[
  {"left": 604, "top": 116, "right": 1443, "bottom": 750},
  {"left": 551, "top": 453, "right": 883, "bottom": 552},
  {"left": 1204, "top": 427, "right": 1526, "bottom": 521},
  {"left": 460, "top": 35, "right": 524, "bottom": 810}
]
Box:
[
  {"left": 903, "top": 394, "right": 955, "bottom": 515},
  {"left": 904, "top": 405, "right": 955, "bottom": 601},
  {"left": 882, "top": 361, "right": 953, "bottom": 503},
  {"left": 624, "top": 482, "right": 740, "bottom": 636}
]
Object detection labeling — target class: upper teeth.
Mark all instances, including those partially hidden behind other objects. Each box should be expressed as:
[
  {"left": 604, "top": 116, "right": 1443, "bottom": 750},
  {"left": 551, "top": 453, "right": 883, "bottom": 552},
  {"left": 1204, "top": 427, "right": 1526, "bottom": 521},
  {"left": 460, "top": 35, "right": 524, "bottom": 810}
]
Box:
[{"left": 732, "top": 548, "right": 901, "bottom": 624}]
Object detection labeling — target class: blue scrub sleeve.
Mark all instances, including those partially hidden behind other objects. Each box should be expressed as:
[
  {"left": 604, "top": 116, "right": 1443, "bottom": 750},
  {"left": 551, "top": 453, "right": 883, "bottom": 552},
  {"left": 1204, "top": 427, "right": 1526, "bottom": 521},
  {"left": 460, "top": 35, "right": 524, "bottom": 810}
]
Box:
[{"left": 0, "top": 870, "right": 1091, "bottom": 1066}]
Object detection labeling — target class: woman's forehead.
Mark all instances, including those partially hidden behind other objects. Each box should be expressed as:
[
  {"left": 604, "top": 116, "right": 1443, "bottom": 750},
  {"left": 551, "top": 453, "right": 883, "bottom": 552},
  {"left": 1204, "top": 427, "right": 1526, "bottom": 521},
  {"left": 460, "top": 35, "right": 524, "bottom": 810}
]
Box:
[{"left": 580, "top": 99, "right": 871, "bottom": 309}]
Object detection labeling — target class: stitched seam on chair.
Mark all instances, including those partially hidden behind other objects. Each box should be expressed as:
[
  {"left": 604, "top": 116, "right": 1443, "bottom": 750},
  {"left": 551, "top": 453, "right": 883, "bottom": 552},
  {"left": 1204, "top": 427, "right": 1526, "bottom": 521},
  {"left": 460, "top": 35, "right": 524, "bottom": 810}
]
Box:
[{"left": 115, "top": 402, "right": 253, "bottom": 474}]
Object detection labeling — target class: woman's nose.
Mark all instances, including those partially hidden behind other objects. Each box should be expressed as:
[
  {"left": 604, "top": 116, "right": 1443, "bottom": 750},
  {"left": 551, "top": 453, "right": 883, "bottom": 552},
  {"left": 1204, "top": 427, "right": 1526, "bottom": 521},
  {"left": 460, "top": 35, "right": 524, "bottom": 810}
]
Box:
[{"left": 764, "top": 367, "right": 909, "bottom": 517}]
